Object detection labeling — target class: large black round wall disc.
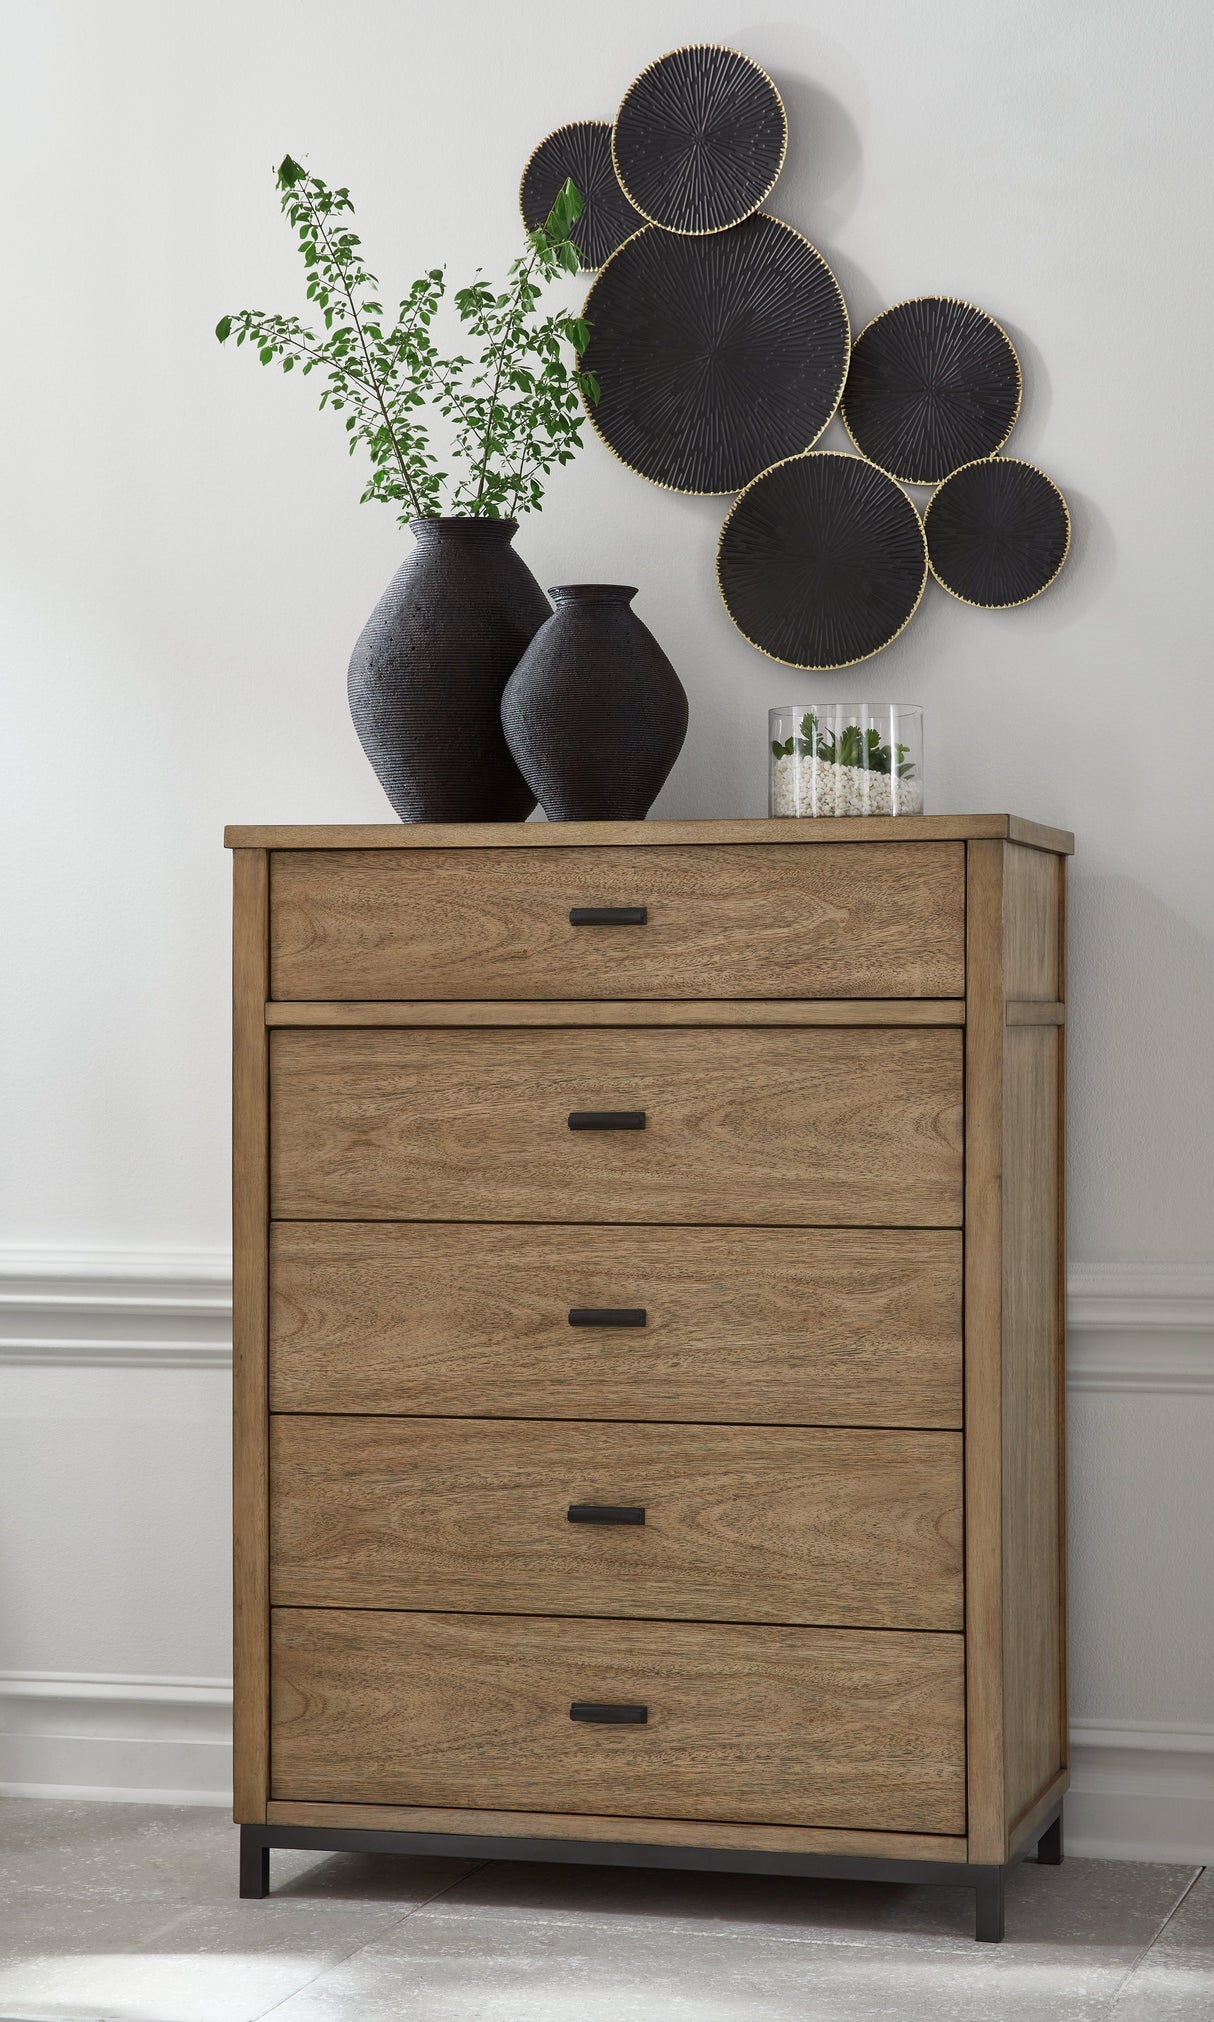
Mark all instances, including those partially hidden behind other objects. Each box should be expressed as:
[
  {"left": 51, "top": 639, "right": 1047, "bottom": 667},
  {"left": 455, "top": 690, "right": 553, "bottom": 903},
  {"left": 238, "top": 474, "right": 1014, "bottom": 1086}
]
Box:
[
  {"left": 519, "top": 121, "right": 644, "bottom": 271},
  {"left": 925, "top": 457, "right": 1070, "bottom": 607},
  {"left": 841, "top": 297, "right": 1021, "bottom": 486},
  {"left": 717, "top": 452, "right": 928, "bottom": 668},
  {"left": 580, "top": 216, "right": 849, "bottom": 495},
  {"left": 612, "top": 44, "right": 787, "bottom": 235}
]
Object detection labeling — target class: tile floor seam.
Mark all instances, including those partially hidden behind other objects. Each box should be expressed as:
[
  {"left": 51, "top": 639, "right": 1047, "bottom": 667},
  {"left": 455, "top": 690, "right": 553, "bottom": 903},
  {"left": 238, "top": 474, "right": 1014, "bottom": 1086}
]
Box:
[
  {"left": 1105, "top": 1865, "right": 1210, "bottom": 2016},
  {"left": 247, "top": 1861, "right": 492, "bottom": 2022},
  {"left": 1100, "top": 1864, "right": 1206, "bottom": 2008}
]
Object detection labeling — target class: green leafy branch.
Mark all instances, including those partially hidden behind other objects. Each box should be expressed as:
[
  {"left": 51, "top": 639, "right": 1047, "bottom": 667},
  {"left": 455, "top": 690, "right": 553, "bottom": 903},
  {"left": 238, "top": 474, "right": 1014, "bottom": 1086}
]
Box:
[
  {"left": 216, "top": 156, "right": 596, "bottom": 524},
  {"left": 772, "top": 712, "right": 915, "bottom": 777}
]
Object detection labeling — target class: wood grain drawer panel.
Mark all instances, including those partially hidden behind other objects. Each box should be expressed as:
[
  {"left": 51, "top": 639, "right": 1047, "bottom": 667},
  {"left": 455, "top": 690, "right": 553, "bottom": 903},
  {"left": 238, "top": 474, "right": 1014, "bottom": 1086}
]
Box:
[
  {"left": 269, "top": 1224, "right": 963, "bottom": 1427},
  {"left": 270, "top": 1609, "right": 966, "bottom": 1832},
  {"left": 269, "top": 843, "right": 965, "bottom": 1001},
  {"left": 269, "top": 1027, "right": 963, "bottom": 1226},
  {"left": 270, "top": 1418, "right": 963, "bottom": 1630}
]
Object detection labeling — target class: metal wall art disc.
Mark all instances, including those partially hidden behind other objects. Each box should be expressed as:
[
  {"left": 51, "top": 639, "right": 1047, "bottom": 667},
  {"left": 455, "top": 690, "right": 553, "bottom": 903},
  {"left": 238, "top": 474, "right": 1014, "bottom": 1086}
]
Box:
[
  {"left": 924, "top": 457, "right": 1070, "bottom": 608},
  {"left": 612, "top": 44, "right": 787, "bottom": 235},
  {"left": 519, "top": 121, "right": 644, "bottom": 271},
  {"left": 717, "top": 452, "right": 928, "bottom": 669},
  {"left": 841, "top": 297, "right": 1022, "bottom": 486},
  {"left": 580, "top": 216, "right": 849, "bottom": 495}
]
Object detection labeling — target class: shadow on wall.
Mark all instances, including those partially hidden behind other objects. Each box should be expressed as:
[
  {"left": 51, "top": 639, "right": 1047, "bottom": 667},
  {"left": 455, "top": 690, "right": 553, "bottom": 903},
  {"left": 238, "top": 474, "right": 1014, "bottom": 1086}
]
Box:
[
  {"left": 1068, "top": 873, "right": 1214, "bottom": 1264},
  {"left": 777, "top": 75, "right": 865, "bottom": 239}
]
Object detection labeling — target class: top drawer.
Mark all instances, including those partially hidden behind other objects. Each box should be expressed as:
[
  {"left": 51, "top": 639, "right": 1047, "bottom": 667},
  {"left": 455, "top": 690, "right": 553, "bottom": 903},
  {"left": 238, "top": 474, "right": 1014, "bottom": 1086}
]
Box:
[{"left": 269, "top": 843, "right": 965, "bottom": 1001}]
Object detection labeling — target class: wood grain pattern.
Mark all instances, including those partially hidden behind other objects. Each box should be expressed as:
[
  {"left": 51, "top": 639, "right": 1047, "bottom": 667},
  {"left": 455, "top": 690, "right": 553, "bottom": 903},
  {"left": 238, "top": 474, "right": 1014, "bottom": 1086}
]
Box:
[
  {"left": 1055, "top": 855, "right": 1070, "bottom": 1778},
  {"left": 265, "top": 1798, "right": 969, "bottom": 1862},
  {"left": 269, "top": 844, "right": 966, "bottom": 1002},
  {"left": 1005, "top": 1001, "right": 1065, "bottom": 1026},
  {"left": 1006, "top": 1767, "right": 1069, "bottom": 1862},
  {"left": 226, "top": 813, "right": 1075, "bottom": 853},
  {"left": 232, "top": 849, "right": 270, "bottom": 1824},
  {"left": 265, "top": 998, "right": 967, "bottom": 1028},
  {"left": 270, "top": 1610, "right": 966, "bottom": 1832},
  {"left": 269, "top": 1026, "right": 964, "bottom": 1227},
  {"left": 269, "top": 1417, "right": 963, "bottom": 1630},
  {"left": 269, "top": 1223, "right": 963, "bottom": 1427},
  {"left": 963, "top": 839, "right": 1007, "bottom": 1863},
  {"left": 1003, "top": 844, "right": 1061, "bottom": 999},
  {"left": 1002, "top": 1023, "right": 1065, "bottom": 1821}
]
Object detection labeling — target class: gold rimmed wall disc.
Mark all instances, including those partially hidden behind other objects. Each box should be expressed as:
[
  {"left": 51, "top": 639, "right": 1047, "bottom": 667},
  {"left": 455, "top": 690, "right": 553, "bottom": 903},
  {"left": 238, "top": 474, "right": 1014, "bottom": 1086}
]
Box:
[
  {"left": 519, "top": 120, "right": 644, "bottom": 272},
  {"left": 612, "top": 44, "right": 787, "bottom": 236},
  {"left": 579, "top": 216, "right": 849, "bottom": 496},
  {"left": 924, "top": 457, "right": 1070, "bottom": 608},
  {"left": 717, "top": 452, "right": 928, "bottom": 668},
  {"left": 841, "top": 297, "right": 1022, "bottom": 486}
]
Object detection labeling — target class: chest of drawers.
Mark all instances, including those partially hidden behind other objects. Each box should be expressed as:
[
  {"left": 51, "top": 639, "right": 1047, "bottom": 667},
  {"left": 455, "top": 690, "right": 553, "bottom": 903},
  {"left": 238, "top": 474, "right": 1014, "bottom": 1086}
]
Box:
[{"left": 227, "top": 813, "right": 1072, "bottom": 1940}]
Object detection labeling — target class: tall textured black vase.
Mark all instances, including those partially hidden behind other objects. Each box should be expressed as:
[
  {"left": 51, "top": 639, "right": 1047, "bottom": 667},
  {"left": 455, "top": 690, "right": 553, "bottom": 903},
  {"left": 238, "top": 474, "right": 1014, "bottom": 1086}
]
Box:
[
  {"left": 500, "top": 585, "right": 688, "bottom": 820},
  {"left": 347, "top": 518, "right": 548, "bottom": 822}
]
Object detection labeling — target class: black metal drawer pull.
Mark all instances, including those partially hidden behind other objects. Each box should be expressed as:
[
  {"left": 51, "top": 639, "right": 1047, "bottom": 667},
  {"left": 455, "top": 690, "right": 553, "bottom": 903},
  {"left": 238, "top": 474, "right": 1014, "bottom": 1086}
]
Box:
[
  {"left": 568, "top": 907, "right": 647, "bottom": 926},
  {"left": 570, "top": 1702, "right": 649, "bottom": 1724},
  {"left": 567, "top": 1503, "right": 646, "bottom": 1524},
  {"left": 568, "top": 1307, "right": 647, "bottom": 1328},
  {"left": 568, "top": 1111, "right": 646, "bottom": 1130}
]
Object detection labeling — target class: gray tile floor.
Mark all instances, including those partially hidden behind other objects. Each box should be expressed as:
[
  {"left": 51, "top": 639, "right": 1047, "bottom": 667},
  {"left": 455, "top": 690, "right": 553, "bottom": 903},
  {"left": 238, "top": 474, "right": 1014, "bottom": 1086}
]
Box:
[{"left": 0, "top": 1800, "right": 1209, "bottom": 2021}]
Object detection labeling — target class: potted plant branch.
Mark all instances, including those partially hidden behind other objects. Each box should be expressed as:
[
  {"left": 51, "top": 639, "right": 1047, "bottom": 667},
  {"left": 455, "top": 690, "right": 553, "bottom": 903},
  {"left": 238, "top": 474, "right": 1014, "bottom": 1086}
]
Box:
[{"left": 217, "top": 155, "right": 598, "bottom": 820}]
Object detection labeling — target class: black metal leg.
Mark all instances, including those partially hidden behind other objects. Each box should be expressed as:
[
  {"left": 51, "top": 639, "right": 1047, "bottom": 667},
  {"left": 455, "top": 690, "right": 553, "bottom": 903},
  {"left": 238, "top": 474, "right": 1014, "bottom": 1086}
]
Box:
[
  {"left": 240, "top": 1826, "right": 270, "bottom": 1899},
  {"left": 975, "top": 1867, "right": 1005, "bottom": 1942},
  {"left": 1034, "top": 1811, "right": 1063, "bottom": 1865}
]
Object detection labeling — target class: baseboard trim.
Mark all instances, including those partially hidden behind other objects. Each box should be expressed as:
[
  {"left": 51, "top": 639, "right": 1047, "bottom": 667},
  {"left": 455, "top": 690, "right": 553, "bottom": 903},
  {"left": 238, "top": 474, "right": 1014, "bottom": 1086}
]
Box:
[
  {"left": 1066, "top": 1721, "right": 1214, "bottom": 1862},
  {"left": 0, "top": 1671, "right": 232, "bottom": 1803},
  {"left": 2, "top": 1251, "right": 1212, "bottom": 1383}
]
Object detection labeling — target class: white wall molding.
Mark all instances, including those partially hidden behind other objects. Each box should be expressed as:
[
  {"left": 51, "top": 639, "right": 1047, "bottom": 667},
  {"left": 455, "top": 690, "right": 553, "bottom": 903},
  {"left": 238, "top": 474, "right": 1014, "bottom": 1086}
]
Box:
[
  {"left": 0, "top": 1248, "right": 232, "bottom": 1367},
  {"left": 0, "top": 1671, "right": 232, "bottom": 1805},
  {"left": 3, "top": 1249, "right": 1211, "bottom": 1385},
  {"left": 1066, "top": 1721, "right": 1214, "bottom": 1863}
]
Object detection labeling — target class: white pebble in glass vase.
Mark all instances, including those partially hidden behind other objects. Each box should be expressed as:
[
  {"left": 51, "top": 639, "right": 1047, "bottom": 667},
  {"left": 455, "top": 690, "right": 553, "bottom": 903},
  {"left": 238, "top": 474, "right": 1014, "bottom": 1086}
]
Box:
[{"left": 769, "top": 704, "right": 923, "bottom": 817}]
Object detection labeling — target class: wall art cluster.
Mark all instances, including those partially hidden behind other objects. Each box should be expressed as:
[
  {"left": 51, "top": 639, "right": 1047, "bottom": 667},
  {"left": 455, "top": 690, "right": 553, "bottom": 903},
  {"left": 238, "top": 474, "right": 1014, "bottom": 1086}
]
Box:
[{"left": 520, "top": 44, "right": 1071, "bottom": 670}]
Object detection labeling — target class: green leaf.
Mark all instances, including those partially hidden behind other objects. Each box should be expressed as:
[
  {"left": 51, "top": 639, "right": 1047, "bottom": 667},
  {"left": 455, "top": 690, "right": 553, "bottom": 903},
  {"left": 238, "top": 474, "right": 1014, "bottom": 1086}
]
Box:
[
  {"left": 277, "top": 154, "right": 306, "bottom": 188},
  {"left": 215, "top": 315, "right": 232, "bottom": 343}
]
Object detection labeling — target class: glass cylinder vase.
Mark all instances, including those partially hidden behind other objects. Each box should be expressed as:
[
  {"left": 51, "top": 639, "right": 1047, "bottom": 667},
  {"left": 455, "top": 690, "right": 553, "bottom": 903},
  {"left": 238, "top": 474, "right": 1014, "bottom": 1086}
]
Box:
[{"left": 769, "top": 704, "right": 924, "bottom": 817}]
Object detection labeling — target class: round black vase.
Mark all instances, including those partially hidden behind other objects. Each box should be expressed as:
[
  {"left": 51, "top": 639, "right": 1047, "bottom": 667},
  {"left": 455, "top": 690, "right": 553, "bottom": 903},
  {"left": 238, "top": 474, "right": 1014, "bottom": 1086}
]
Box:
[
  {"left": 500, "top": 585, "right": 688, "bottom": 820},
  {"left": 347, "top": 518, "right": 548, "bottom": 822}
]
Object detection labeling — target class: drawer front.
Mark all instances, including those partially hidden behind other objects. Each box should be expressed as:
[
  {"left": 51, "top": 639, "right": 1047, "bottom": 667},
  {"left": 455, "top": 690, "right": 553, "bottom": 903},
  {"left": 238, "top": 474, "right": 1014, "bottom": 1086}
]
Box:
[
  {"left": 269, "top": 843, "right": 965, "bottom": 1000},
  {"left": 269, "top": 1027, "right": 963, "bottom": 1226},
  {"left": 270, "top": 1609, "right": 966, "bottom": 1832},
  {"left": 270, "top": 1418, "right": 963, "bottom": 1630},
  {"left": 270, "top": 1224, "right": 963, "bottom": 1427}
]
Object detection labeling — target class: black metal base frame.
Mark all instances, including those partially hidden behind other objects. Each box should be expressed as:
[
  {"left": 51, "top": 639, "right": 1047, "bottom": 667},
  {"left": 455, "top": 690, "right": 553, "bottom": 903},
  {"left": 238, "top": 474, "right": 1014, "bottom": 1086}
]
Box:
[{"left": 240, "top": 1801, "right": 1063, "bottom": 1944}]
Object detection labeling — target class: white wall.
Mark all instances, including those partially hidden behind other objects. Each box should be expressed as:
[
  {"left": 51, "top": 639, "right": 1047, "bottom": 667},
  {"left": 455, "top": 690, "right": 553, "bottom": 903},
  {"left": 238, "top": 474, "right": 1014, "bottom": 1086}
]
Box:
[{"left": 1, "top": 0, "right": 1211, "bottom": 1850}]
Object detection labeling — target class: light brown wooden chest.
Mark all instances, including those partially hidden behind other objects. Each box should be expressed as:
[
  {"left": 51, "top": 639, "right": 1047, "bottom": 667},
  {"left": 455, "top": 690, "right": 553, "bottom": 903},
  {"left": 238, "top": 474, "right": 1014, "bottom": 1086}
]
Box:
[{"left": 230, "top": 815, "right": 1070, "bottom": 1871}]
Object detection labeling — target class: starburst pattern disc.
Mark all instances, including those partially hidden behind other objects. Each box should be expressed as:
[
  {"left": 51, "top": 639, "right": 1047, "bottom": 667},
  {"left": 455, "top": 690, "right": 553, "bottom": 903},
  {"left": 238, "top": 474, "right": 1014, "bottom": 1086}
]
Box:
[
  {"left": 580, "top": 217, "right": 849, "bottom": 495},
  {"left": 717, "top": 452, "right": 929, "bottom": 668},
  {"left": 612, "top": 44, "right": 787, "bottom": 235},
  {"left": 924, "top": 457, "right": 1070, "bottom": 607},
  {"left": 842, "top": 297, "right": 1021, "bottom": 485},
  {"left": 519, "top": 121, "right": 644, "bottom": 272}
]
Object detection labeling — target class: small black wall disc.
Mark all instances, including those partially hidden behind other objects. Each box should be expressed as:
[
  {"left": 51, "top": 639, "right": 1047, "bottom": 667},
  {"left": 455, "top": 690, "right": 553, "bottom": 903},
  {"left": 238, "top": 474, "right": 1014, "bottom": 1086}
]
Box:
[
  {"left": 520, "top": 121, "right": 644, "bottom": 271},
  {"left": 842, "top": 297, "right": 1021, "bottom": 485},
  {"left": 717, "top": 451, "right": 928, "bottom": 668},
  {"left": 612, "top": 44, "right": 787, "bottom": 235},
  {"left": 925, "top": 457, "right": 1070, "bottom": 607}
]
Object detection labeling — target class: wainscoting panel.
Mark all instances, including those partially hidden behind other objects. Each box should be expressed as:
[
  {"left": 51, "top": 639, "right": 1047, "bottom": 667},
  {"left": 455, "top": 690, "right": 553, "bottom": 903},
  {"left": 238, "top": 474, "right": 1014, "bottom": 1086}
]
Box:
[{"left": 1, "top": 1249, "right": 1210, "bottom": 1854}]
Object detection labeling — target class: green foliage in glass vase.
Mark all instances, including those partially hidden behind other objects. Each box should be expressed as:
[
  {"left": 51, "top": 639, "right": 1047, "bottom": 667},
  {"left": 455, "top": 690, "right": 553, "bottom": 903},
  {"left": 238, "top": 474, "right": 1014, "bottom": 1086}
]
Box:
[
  {"left": 216, "top": 156, "right": 598, "bottom": 523},
  {"left": 771, "top": 713, "right": 914, "bottom": 775}
]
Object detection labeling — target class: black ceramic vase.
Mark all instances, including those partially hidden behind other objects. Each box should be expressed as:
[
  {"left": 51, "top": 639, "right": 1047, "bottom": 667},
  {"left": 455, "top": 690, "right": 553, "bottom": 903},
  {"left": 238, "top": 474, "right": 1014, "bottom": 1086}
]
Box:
[
  {"left": 347, "top": 518, "right": 549, "bottom": 822},
  {"left": 500, "top": 585, "right": 688, "bottom": 820}
]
